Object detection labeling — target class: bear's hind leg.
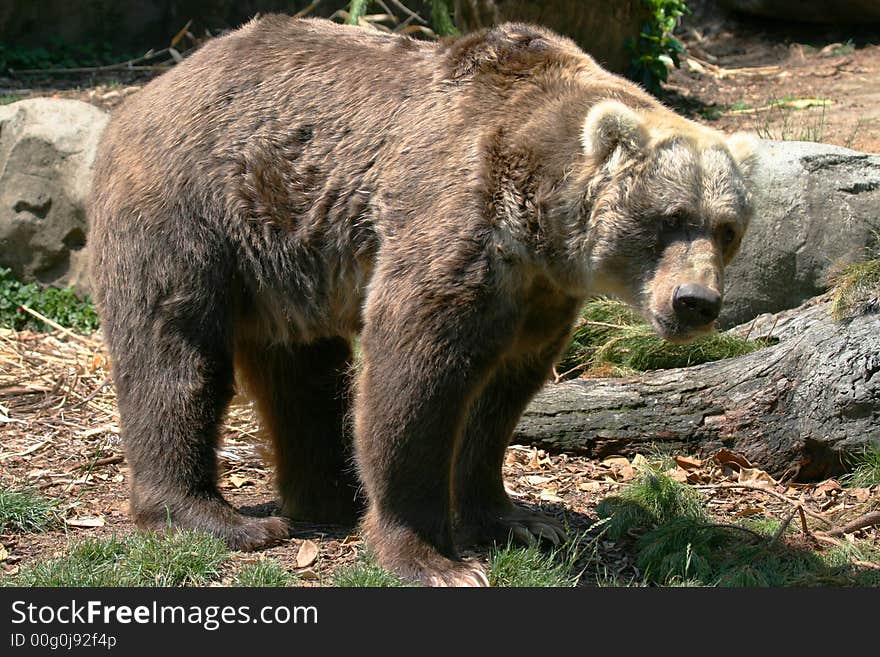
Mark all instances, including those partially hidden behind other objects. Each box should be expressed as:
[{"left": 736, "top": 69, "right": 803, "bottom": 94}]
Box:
[{"left": 235, "top": 337, "right": 362, "bottom": 525}]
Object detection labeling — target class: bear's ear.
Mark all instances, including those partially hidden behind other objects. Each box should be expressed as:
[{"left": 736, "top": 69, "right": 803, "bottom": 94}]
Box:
[
  {"left": 581, "top": 100, "right": 648, "bottom": 162},
  {"left": 726, "top": 131, "right": 760, "bottom": 178}
]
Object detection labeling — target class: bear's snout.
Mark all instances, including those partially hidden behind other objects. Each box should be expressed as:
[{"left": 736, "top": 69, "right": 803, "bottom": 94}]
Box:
[{"left": 672, "top": 283, "right": 722, "bottom": 327}]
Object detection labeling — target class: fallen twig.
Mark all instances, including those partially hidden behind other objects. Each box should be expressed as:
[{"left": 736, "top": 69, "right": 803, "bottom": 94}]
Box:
[
  {"left": 769, "top": 505, "right": 800, "bottom": 546},
  {"left": 825, "top": 511, "right": 880, "bottom": 537},
  {"left": 18, "top": 305, "right": 102, "bottom": 349},
  {"left": 696, "top": 482, "right": 833, "bottom": 526}
]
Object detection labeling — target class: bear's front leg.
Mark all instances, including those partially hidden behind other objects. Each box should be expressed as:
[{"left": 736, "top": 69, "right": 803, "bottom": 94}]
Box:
[{"left": 354, "top": 271, "right": 516, "bottom": 586}]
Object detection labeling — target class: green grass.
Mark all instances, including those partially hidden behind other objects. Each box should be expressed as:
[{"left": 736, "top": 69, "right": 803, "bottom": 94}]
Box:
[
  {"left": 0, "top": 488, "right": 60, "bottom": 533},
  {"left": 9, "top": 531, "right": 228, "bottom": 587},
  {"left": 842, "top": 443, "right": 880, "bottom": 488},
  {"left": 831, "top": 39, "right": 855, "bottom": 56},
  {"left": 596, "top": 468, "right": 880, "bottom": 587},
  {"left": 754, "top": 101, "right": 827, "bottom": 142},
  {"left": 0, "top": 93, "right": 23, "bottom": 105},
  {"left": 333, "top": 553, "right": 408, "bottom": 587},
  {"left": 488, "top": 540, "right": 582, "bottom": 587},
  {"left": 0, "top": 267, "right": 99, "bottom": 333},
  {"left": 597, "top": 466, "right": 706, "bottom": 540},
  {"left": 232, "top": 560, "right": 295, "bottom": 587},
  {"left": 831, "top": 258, "right": 880, "bottom": 320},
  {"left": 557, "top": 298, "right": 769, "bottom": 378}
]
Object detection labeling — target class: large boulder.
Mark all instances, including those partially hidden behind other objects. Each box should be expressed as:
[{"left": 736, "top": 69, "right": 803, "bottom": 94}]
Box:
[
  {"left": 718, "top": 1, "right": 880, "bottom": 24},
  {"left": 721, "top": 140, "right": 880, "bottom": 327},
  {"left": 0, "top": 98, "right": 109, "bottom": 294}
]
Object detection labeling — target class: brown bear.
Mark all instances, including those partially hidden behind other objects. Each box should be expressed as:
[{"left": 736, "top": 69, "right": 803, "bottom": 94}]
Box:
[{"left": 88, "top": 16, "right": 756, "bottom": 586}]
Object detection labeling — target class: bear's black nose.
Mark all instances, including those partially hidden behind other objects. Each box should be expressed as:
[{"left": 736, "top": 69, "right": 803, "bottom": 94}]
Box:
[{"left": 673, "top": 284, "right": 721, "bottom": 326}]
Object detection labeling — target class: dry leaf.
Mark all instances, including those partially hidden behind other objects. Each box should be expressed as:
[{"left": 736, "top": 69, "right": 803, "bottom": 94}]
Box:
[
  {"left": 815, "top": 480, "right": 842, "bottom": 497},
  {"left": 602, "top": 456, "right": 630, "bottom": 468},
  {"left": 0, "top": 544, "right": 7, "bottom": 562},
  {"left": 733, "top": 507, "right": 764, "bottom": 518},
  {"left": 852, "top": 488, "right": 872, "bottom": 503},
  {"left": 297, "top": 569, "right": 320, "bottom": 581},
  {"left": 527, "top": 448, "right": 541, "bottom": 469},
  {"left": 296, "top": 540, "right": 319, "bottom": 568},
  {"left": 65, "top": 516, "right": 105, "bottom": 528},
  {"left": 667, "top": 467, "right": 688, "bottom": 483},
  {"left": 228, "top": 474, "right": 250, "bottom": 489},
  {"left": 737, "top": 467, "right": 776, "bottom": 487},
  {"left": 539, "top": 489, "right": 563, "bottom": 503},
  {"left": 526, "top": 475, "right": 553, "bottom": 486},
  {"left": 632, "top": 454, "right": 650, "bottom": 468},
  {"left": 578, "top": 481, "right": 602, "bottom": 492},
  {"left": 712, "top": 449, "right": 752, "bottom": 469},
  {"left": 674, "top": 456, "right": 703, "bottom": 470},
  {"left": 341, "top": 535, "right": 360, "bottom": 545}
]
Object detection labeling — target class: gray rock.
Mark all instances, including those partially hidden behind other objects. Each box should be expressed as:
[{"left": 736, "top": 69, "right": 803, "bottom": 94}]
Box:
[
  {"left": 718, "top": 0, "right": 880, "bottom": 24},
  {"left": 721, "top": 140, "right": 880, "bottom": 327},
  {"left": 0, "top": 98, "right": 109, "bottom": 294}
]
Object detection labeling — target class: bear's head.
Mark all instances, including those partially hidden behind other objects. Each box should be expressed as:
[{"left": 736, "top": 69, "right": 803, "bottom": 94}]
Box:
[{"left": 576, "top": 100, "right": 758, "bottom": 342}]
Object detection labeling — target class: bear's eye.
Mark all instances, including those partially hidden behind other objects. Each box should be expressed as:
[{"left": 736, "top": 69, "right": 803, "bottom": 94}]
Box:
[{"left": 719, "top": 225, "right": 737, "bottom": 249}]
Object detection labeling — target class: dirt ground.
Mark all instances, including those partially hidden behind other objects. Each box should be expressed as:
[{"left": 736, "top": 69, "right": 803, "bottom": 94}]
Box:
[{"left": 1, "top": 7, "right": 879, "bottom": 585}]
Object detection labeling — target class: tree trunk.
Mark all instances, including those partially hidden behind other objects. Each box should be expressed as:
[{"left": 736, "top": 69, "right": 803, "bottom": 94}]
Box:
[{"left": 515, "top": 296, "right": 880, "bottom": 481}]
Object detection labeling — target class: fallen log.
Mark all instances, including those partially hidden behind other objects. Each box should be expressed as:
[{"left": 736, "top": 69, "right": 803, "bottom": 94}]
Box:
[{"left": 515, "top": 295, "right": 880, "bottom": 481}]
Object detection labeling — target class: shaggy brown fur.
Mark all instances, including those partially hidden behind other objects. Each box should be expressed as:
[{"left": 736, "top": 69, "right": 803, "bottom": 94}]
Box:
[{"left": 88, "top": 16, "right": 756, "bottom": 585}]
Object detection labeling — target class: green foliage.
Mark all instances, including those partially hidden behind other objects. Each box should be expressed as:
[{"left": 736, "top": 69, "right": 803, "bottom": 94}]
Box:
[
  {"left": 597, "top": 469, "right": 880, "bottom": 586},
  {"left": 557, "top": 297, "right": 769, "bottom": 378},
  {"left": 0, "top": 268, "right": 99, "bottom": 333},
  {"left": 0, "top": 488, "right": 61, "bottom": 533},
  {"left": 842, "top": 442, "right": 880, "bottom": 488},
  {"left": 0, "top": 94, "right": 23, "bottom": 105},
  {"left": 627, "top": 0, "right": 690, "bottom": 95},
  {"left": 10, "top": 532, "right": 228, "bottom": 587},
  {"left": 488, "top": 540, "right": 582, "bottom": 587},
  {"left": 346, "top": 1, "right": 457, "bottom": 36},
  {"left": 333, "top": 553, "right": 408, "bottom": 587},
  {"left": 232, "top": 560, "right": 295, "bottom": 587},
  {"left": 429, "top": 0, "right": 459, "bottom": 37},
  {"left": 0, "top": 39, "right": 133, "bottom": 73},
  {"left": 597, "top": 466, "right": 706, "bottom": 540},
  {"left": 347, "top": 0, "right": 371, "bottom": 25}
]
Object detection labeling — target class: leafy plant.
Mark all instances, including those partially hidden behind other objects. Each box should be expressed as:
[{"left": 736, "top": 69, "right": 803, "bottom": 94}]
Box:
[
  {"left": 0, "top": 267, "right": 99, "bottom": 333},
  {"left": 627, "top": 0, "right": 690, "bottom": 95}
]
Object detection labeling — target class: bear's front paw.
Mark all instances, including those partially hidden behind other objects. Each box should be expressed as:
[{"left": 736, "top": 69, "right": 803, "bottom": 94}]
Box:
[{"left": 457, "top": 505, "right": 567, "bottom": 547}]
